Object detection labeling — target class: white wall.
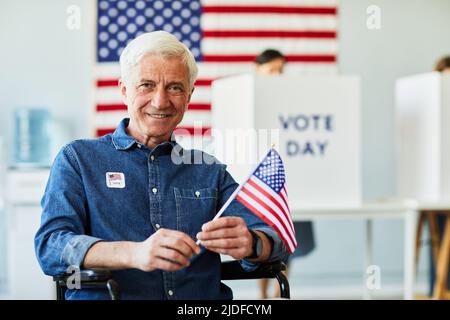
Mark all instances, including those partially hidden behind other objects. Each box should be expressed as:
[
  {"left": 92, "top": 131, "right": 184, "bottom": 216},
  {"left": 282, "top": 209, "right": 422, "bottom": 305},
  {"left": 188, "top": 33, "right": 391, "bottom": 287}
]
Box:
[
  {"left": 340, "top": 0, "right": 450, "bottom": 201},
  {"left": 0, "top": 0, "right": 96, "bottom": 160},
  {"left": 1, "top": 0, "right": 450, "bottom": 295},
  {"left": 0, "top": 0, "right": 97, "bottom": 295}
]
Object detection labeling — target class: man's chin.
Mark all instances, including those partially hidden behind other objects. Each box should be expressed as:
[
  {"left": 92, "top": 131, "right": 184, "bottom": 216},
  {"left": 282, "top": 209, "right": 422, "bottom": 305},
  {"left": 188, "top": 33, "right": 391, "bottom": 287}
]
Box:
[
  {"left": 137, "top": 117, "right": 181, "bottom": 137},
  {"left": 142, "top": 125, "right": 175, "bottom": 139}
]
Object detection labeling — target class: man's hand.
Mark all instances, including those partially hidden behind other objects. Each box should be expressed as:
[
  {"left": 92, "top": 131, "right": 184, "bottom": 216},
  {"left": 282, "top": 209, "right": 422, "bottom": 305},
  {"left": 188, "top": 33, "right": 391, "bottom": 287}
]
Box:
[
  {"left": 196, "top": 217, "right": 253, "bottom": 260},
  {"left": 83, "top": 229, "right": 201, "bottom": 272},
  {"left": 132, "top": 229, "right": 201, "bottom": 272}
]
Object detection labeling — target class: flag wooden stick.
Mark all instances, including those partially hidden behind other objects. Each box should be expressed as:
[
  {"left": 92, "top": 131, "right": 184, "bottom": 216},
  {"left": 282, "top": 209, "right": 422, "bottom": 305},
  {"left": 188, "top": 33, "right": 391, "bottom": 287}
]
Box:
[{"left": 196, "top": 147, "right": 274, "bottom": 245}]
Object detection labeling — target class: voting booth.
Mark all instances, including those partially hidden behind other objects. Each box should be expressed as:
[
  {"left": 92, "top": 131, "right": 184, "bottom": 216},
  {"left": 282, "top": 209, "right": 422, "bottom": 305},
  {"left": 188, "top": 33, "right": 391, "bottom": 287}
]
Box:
[
  {"left": 396, "top": 72, "right": 450, "bottom": 201},
  {"left": 211, "top": 74, "right": 361, "bottom": 209}
]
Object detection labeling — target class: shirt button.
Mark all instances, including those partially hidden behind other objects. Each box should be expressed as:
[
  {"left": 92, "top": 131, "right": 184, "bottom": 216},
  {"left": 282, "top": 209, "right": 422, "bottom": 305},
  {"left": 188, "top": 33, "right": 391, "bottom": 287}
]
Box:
[
  {"left": 137, "top": 143, "right": 142, "bottom": 148},
  {"left": 168, "top": 290, "right": 174, "bottom": 296},
  {"left": 155, "top": 223, "right": 161, "bottom": 229},
  {"left": 195, "top": 191, "right": 201, "bottom": 198},
  {"left": 152, "top": 187, "right": 157, "bottom": 194},
  {"left": 150, "top": 155, "right": 155, "bottom": 161}
]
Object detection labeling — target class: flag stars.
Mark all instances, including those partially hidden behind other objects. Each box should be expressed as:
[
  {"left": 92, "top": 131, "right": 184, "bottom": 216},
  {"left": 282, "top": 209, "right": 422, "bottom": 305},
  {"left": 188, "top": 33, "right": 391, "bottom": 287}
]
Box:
[
  {"left": 172, "top": 1, "right": 182, "bottom": 10},
  {"left": 97, "top": 0, "right": 202, "bottom": 62},
  {"left": 135, "top": 1, "right": 146, "bottom": 10},
  {"left": 254, "top": 151, "right": 285, "bottom": 193}
]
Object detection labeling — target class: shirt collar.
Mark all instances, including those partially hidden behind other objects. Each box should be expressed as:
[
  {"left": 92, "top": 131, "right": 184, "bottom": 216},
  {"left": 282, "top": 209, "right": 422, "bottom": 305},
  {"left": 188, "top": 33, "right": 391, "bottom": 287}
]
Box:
[{"left": 111, "top": 118, "right": 178, "bottom": 153}]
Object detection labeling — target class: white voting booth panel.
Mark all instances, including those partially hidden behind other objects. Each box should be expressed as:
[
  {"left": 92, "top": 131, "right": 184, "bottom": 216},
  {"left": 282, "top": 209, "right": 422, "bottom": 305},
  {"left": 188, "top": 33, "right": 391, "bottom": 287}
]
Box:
[
  {"left": 396, "top": 72, "right": 450, "bottom": 201},
  {"left": 211, "top": 74, "right": 361, "bottom": 209}
]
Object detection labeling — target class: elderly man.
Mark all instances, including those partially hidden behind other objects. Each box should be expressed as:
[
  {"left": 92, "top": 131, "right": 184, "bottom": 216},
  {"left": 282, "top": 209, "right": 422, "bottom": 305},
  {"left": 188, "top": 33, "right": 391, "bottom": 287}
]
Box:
[{"left": 35, "top": 31, "right": 288, "bottom": 300}]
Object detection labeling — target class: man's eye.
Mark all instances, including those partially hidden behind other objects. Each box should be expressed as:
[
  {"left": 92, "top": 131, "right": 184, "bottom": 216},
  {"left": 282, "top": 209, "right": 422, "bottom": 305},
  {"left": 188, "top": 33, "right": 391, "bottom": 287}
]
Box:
[
  {"left": 140, "top": 83, "right": 153, "bottom": 89},
  {"left": 168, "top": 85, "right": 184, "bottom": 93}
]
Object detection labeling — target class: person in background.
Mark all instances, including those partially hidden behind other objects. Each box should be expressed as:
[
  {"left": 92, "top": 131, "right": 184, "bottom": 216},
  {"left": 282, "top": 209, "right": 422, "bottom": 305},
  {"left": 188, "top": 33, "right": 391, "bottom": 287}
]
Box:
[
  {"left": 434, "top": 55, "right": 450, "bottom": 73},
  {"left": 254, "top": 49, "right": 316, "bottom": 299},
  {"left": 255, "top": 49, "right": 286, "bottom": 75},
  {"left": 427, "top": 55, "right": 450, "bottom": 296}
]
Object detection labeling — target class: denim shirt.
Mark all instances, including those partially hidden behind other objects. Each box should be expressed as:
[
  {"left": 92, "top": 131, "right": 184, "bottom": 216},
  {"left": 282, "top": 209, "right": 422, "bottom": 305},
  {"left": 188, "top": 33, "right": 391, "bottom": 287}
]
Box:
[{"left": 35, "top": 118, "right": 289, "bottom": 300}]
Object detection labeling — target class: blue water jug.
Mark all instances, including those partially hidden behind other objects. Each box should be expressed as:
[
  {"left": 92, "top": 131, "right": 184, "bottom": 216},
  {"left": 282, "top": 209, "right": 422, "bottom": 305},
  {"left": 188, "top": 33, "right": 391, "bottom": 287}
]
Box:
[{"left": 13, "top": 108, "right": 52, "bottom": 167}]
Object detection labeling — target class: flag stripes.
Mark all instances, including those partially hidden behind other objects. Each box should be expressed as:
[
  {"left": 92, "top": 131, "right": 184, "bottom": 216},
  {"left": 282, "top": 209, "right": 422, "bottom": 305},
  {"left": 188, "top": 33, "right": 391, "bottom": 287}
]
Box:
[
  {"left": 235, "top": 148, "right": 297, "bottom": 254},
  {"left": 242, "top": 180, "right": 296, "bottom": 245}
]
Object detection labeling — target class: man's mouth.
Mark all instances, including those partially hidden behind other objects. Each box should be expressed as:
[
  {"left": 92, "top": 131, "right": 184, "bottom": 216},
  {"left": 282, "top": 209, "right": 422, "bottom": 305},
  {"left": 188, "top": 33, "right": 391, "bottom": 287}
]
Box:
[{"left": 148, "top": 113, "right": 171, "bottom": 119}]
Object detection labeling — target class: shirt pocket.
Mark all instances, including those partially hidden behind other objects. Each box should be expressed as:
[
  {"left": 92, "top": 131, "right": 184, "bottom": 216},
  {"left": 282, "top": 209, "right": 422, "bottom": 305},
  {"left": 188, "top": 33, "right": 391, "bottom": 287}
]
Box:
[{"left": 173, "top": 187, "right": 218, "bottom": 239}]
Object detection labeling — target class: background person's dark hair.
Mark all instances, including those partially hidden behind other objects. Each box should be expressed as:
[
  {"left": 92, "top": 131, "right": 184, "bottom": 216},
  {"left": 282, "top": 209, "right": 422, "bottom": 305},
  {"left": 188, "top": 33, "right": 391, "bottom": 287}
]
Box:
[
  {"left": 255, "top": 49, "right": 285, "bottom": 65},
  {"left": 434, "top": 55, "right": 450, "bottom": 72}
]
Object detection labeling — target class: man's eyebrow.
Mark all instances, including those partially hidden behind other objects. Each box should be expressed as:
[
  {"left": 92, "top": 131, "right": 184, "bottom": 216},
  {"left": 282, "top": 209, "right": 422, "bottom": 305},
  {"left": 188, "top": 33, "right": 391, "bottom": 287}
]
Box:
[
  {"left": 166, "top": 81, "right": 186, "bottom": 87},
  {"left": 137, "top": 78, "right": 155, "bottom": 83}
]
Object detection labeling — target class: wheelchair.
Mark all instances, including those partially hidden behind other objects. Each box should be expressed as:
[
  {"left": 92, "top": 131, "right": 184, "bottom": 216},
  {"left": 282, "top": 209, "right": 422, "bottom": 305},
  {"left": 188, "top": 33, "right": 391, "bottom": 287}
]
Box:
[{"left": 53, "top": 260, "right": 290, "bottom": 300}]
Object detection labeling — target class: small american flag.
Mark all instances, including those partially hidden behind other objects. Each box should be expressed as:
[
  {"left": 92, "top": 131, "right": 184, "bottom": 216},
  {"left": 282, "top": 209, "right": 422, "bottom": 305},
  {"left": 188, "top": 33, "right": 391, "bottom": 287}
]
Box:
[
  {"left": 93, "top": 0, "right": 338, "bottom": 140},
  {"left": 236, "top": 148, "right": 297, "bottom": 254},
  {"left": 108, "top": 173, "right": 122, "bottom": 181}
]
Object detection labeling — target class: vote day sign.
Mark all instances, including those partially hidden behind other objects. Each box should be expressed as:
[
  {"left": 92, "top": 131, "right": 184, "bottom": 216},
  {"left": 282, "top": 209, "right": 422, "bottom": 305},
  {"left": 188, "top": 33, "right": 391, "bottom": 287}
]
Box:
[{"left": 212, "top": 74, "right": 361, "bottom": 209}]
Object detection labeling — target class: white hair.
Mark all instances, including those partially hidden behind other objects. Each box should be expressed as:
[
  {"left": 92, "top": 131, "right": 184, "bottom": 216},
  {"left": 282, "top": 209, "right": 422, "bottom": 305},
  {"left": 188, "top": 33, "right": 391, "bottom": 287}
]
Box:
[{"left": 119, "top": 31, "right": 198, "bottom": 89}]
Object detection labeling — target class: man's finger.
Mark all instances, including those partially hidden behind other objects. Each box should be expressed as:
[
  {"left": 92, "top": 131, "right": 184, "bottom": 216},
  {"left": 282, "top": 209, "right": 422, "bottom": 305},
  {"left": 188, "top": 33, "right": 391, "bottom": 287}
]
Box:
[
  {"left": 196, "top": 227, "right": 238, "bottom": 241},
  {"left": 201, "top": 238, "right": 242, "bottom": 249},
  {"left": 201, "top": 216, "right": 244, "bottom": 232},
  {"left": 156, "top": 247, "right": 191, "bottom": 267},
  {"left": 153, "top": 257, "right": 186, "bottom": 272},
  {"left": 160, "top": 236, "right": 197, "bottom": 258},
  {"left": 159, "top": 229, "right": 201, "bottom": 255}
]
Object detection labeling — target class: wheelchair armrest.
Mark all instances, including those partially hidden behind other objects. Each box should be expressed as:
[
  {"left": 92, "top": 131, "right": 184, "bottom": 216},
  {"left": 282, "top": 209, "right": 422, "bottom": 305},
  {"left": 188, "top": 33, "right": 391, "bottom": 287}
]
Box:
[
  {"left": 78, "top": 269, "right": 113, "bottom": 282},
  {"left": 221, "top": 260, "right": 286, "bottom": 280},
  {"left": 53, "top": 269, "right": 112, "bottom": 283},
  {"left": 53, "top": 268, "right": 113, "bottom": 283},
  {"left": 53, "top": 269, "right": 119, "bottom": 300},
  {"left": 221, "top": 260, "right": 290, "bottom": 299}
]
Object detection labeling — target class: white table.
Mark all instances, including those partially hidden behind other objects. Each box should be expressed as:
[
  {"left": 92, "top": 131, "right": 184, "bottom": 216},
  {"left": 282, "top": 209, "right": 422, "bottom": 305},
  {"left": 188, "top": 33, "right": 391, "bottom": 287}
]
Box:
[{"left": 291, "top": 200, "right": 420, "bottom": 300}]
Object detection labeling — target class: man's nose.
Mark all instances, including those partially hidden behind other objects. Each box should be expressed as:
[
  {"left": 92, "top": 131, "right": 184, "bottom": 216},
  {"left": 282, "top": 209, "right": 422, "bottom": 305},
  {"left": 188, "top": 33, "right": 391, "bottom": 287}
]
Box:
[{"left": 152, "top": 88, "right": 170, "bottom": 109}]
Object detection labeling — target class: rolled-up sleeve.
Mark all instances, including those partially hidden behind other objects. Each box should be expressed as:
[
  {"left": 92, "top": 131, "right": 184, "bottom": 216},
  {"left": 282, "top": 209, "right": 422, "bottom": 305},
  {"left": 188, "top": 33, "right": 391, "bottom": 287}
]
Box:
[
  {"left": 34, "top": 144, "right": 102, "bottom": 276},
  {"left": 218, "top": 165, "right": 290, "bottom": 272}
]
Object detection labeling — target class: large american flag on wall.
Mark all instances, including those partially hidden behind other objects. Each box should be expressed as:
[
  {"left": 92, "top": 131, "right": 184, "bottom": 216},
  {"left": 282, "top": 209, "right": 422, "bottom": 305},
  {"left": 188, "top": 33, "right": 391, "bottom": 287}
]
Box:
[{"left": 94, "top": 0, "right": 338, "bottom": 140}]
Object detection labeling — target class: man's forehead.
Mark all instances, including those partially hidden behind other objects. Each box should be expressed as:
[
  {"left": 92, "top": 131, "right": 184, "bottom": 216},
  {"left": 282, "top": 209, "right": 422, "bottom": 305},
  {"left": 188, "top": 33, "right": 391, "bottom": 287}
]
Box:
[{"left": 132, "top": 54, "right": 189, "bottom": 81}]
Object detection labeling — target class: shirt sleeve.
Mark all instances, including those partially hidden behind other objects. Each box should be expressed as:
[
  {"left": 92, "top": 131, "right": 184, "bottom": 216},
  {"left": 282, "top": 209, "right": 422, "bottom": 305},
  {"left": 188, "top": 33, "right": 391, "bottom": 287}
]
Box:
[
  {"left": 34, "top": 144, "right": 103, "bottom": 276},
  {"left": 218, "top": 165, "right": 290, "bottom": 272}
]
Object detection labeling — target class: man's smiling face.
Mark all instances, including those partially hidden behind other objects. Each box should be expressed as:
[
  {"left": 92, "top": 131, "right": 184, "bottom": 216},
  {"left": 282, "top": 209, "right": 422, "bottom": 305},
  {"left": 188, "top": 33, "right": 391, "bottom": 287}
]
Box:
[{"left": 120, "top": 53, "right": 192, "bottom": 146}]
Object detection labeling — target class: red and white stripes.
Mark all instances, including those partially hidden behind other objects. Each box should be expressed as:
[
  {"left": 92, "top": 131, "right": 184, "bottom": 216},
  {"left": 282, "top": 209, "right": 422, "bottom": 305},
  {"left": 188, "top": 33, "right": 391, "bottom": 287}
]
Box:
[{"left": 237, "top": 175, "right": 297, "bottom": 254}]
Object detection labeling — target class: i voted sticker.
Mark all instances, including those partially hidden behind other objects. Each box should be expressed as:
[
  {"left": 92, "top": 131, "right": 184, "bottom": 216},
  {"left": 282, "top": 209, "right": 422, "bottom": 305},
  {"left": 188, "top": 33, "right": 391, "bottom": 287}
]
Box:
[{"left": 106, "top": 172, "right": 125, "bottom": 188}]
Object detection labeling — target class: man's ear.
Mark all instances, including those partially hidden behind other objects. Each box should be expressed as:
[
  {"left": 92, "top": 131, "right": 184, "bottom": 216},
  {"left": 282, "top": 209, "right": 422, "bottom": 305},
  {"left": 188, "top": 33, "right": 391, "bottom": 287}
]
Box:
[{"left": 118, "top": 78, "right": 128, "bottom": 106}]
